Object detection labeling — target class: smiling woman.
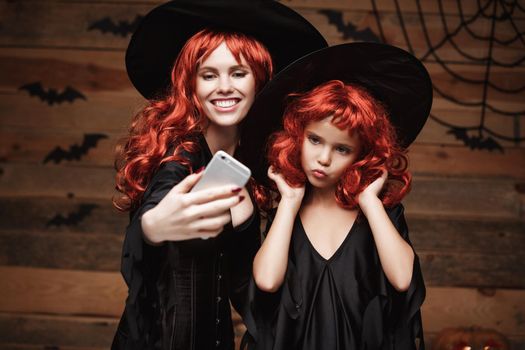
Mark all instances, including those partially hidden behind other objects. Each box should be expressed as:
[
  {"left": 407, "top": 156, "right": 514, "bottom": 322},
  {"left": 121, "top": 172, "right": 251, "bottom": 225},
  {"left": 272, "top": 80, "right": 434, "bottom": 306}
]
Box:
[{"left": 110, "top": 0, "right": 327, "bottom": 349}]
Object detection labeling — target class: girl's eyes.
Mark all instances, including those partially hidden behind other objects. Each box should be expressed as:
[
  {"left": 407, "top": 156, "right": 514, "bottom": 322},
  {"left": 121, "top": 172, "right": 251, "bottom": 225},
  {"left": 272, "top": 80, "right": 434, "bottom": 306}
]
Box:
[
  {"left": 336, "top": 146, "right": 351, "bottom": 155},
  {"left": 307, "top": 135, "right": 352, "bottom": 154}
]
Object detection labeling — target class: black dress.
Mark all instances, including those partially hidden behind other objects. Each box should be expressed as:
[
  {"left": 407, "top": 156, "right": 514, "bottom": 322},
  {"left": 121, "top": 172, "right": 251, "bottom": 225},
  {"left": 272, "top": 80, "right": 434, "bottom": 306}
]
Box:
[
  {"left": 112, "top": 135, "right": 261, "bottom": 350},
  {"left": 243, "top": 204, "right": 425, "bottom": 350}
]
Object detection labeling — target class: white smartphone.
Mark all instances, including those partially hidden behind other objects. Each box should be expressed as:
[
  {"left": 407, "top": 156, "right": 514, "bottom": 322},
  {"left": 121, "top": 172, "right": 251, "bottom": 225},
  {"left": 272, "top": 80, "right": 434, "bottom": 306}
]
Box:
[{"left": 190, "top": 150, "right": 251, "bottom": 193}]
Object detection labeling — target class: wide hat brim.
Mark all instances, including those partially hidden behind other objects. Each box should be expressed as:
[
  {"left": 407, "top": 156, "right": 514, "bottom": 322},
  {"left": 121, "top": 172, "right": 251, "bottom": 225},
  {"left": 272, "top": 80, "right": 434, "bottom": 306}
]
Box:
[
  {"left": 126, "top": 0, "right": 328, "bottom": 99},
  {"left": 240, "top": 42, "right": 433, "bottom": 184}
]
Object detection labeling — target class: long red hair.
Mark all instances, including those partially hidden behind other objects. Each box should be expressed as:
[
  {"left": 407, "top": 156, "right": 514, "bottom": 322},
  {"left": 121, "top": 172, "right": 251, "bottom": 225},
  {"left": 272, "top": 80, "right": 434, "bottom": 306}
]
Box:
[
  {"left": 266, "top": 80, "right": 411, "bottom": 209},
  {"left": 114, "top": 29, "right": 273, "bottom": 211}
]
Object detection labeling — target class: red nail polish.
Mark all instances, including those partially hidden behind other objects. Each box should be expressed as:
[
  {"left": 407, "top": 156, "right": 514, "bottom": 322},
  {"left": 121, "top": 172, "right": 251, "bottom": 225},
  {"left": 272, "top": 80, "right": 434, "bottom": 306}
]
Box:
[
  {"left": 196, "top": 166, "right": 205, "bottom": 173},
  {"left": 239, "top": 196, "right": 245, "bottom": 202},
  {"left": 232, "top": 187, "right": 242, "bottom": 193}
]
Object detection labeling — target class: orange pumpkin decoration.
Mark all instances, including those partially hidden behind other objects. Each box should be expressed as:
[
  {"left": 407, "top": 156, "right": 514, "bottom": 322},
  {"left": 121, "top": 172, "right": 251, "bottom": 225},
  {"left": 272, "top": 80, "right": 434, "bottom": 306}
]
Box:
[{"left": 432, "top": 327, "right": 510, "bottom": 350}]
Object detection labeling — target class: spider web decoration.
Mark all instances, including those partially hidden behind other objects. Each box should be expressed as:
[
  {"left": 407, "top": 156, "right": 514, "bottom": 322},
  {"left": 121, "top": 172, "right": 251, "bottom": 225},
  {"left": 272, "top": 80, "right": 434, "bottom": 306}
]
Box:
[{"left": 369, "top": 0, "right": 525, "bottom": 152}]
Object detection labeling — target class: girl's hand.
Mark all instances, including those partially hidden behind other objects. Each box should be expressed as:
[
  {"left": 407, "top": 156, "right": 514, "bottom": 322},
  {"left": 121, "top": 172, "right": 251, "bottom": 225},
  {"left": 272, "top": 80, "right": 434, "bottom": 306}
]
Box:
[
  {"left": 141, "top": 172, "right": 244, "bottom": 244},
  {"left": 268, "top": 166, "right": 305, "bottom": 204},
  {"left": 358, "top": 169, "right": 388, "bottom": 205}
]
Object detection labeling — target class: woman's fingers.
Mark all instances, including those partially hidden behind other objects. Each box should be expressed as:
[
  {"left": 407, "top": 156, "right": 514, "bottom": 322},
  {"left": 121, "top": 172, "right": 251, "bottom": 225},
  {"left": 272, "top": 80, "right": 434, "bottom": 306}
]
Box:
[
  {"left": 183, "top": 184, "right": 242, "bottom": 206},
  {"left": 185, "top": 195, "right": 244, "bottom": 221},
  {"left": 189, "top": 212, "right": 231, "bottom": 233},
  {"left": 171, "top": 172, "right": 203, "bottom": 194}
]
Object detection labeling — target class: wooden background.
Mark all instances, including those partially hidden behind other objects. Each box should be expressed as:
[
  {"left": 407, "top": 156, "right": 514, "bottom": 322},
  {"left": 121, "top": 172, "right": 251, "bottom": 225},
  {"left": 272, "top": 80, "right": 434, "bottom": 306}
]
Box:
[{"left": 0, "top": 0, "right": 524, "bottom": 348}]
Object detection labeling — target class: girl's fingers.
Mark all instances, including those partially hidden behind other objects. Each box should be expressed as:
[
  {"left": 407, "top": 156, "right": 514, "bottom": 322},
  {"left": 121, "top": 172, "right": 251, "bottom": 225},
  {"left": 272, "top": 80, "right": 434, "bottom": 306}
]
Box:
[
  {"left": 183, "top": 184, "right": 241, "bottom": 206},
  {"left": 185, "top": 196, "right": 244, "bottom": 221}
]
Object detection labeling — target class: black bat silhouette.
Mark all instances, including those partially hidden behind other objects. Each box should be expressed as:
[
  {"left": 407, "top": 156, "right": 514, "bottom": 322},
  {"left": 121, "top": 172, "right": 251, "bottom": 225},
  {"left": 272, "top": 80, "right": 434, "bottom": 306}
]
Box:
[
  {"left": 43, "top": 133, "right": 108, "bottom": 164},
  {"left": 88, "top": 15, "right": 143, "bottom": 37},
  {"left": 46, "top": 204, "right": 99, "bottom": 227},
  {"left": 447, "top": 127, "right": 504, "bottom": 153},
  {"left": 319, "top": 9, "right": 381, "bottom": 42},
  {"left": 19, "top": 82, "right": 86, "bottom": 106}
]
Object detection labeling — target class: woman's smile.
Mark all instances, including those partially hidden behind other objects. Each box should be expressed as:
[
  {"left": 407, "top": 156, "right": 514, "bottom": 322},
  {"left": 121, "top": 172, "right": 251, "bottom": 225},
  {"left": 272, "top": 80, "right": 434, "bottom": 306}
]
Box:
[{"left": 211, "top": 98, "right": 241, "bottom": 110}]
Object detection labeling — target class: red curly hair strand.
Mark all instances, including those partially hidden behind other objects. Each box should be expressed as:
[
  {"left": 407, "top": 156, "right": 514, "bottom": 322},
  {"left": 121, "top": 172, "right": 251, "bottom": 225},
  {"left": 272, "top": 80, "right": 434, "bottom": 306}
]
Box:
[
  {"left": 266, "top": 80, "right": 411, "bottom": 209},
  {"left": 114, "top": 29, "right": 273, "bottom": 211}
]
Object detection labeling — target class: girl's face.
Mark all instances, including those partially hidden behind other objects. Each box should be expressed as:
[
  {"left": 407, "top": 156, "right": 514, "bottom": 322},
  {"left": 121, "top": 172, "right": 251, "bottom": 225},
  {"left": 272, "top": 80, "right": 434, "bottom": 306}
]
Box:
[
  {"left": 301, "top": 117, "right": 361, "bottom": 190},
  {"left": 196, "top": 42, "right": 256, "bottom": 128}
]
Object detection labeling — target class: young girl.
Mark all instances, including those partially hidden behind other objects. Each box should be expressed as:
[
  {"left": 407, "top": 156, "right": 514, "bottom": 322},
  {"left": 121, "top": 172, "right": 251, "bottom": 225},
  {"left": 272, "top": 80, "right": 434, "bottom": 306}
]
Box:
[
  {"left": 111, "top": 1, "right": 326, "bottom": 349},
  {"left": 244, "top": 44, "right": 432, "bottom": 350}
]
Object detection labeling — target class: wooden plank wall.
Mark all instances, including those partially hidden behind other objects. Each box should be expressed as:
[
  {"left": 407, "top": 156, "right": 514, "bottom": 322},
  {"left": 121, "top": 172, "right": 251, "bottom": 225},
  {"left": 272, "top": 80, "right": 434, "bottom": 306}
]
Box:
[{"left": 0, "top": 0, "right": 524, "bottom": 348}]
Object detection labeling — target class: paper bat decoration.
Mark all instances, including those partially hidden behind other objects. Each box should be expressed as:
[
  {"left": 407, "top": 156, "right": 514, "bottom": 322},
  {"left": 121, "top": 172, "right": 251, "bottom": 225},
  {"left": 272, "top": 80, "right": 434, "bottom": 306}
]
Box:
[
  {"left": 19, "top": 82, "right": 86, "bottom": 106},
  {"left": 46, "top": 204, "right": 99, "bottom": 227},
  {"left": 319, "top": 9, "right": 381, "bottom": 42},
  {"left": 447, "top": 127, "right": 504, "bottom": 153},
  {"left": 43, "top": 133, "right": 108, "bottom": 164},
  {"left": 88, "top": 15, "right": 143, "bottom": 37}
]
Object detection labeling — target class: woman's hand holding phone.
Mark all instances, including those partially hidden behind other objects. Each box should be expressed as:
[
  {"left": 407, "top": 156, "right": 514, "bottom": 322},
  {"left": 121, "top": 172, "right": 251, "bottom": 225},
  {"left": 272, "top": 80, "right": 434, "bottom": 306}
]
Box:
[{"left": 141, "top": 171, "right": 245, "bottom": 244}]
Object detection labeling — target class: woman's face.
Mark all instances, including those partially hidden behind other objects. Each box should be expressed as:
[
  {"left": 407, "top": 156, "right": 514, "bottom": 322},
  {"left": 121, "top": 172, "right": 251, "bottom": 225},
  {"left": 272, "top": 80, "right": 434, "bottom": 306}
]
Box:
[
  {"left": 196, "top": 42, "right": 256, "bottom": 128},
  {"left": 301, "top": 117, "right": 361, "bottom": 190}
]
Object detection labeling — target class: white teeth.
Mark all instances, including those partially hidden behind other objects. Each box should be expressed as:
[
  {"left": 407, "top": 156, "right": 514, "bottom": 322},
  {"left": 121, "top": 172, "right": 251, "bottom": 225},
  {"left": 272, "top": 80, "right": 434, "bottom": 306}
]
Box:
[{"left": 213, "top": 99, "right": 238, "bottom": 108}]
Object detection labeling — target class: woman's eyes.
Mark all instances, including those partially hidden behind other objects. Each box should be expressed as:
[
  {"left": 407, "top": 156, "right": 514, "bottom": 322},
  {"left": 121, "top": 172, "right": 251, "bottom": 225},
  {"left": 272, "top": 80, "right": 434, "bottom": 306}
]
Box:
[
  {"left": 200, "top": 71, "right": 247, "bottom": 80},
  {"left": 201, "top": 73, "right": 216, "bottom": 81},
  {"left": 232, "top": 70, "right": 248, "bottom": 78},
  {"left": 307, "top": 135, "right": 320, "bottom": 145}
]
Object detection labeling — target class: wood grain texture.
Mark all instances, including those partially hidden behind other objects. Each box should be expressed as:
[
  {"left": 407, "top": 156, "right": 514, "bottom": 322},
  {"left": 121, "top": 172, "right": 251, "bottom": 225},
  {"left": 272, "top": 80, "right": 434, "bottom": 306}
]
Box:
[
  {"left": 0, "top": 267, "right": 126, "bottom": 317},
  {"left": 1, "top": 47, "right": 522, "bottom": 149},
  {"left": 422, "top": 287, "right": 525, "bottom": 337},
  {"left": 1, "top": 165, "right": 521, "bottom": 218},
  {"left": 0, "top": 93, "right": 141, "bottom": 134},
  {"left": 0, "top": 0, "right": 523, "bottom": 347},
  {"left": 2, "top": 126, "right": 525, "bottom": 170},
  {"left": 0, "top": 313, "right": 524, "bottom": 350},
  {"left": 0, "top": 212, "right": 523, "bottom": 286},
  {"left": 0, "top": 313, "right": 118, "bottom": 348},
  {"left": 52, "top": 0, "right": 525, "bottom": 18},
  {"left": 0, "top": 197, "right": 126, "bottom": 234},
  {"left": 0, "top": 231, "right": 123, "bottom": 271},
  {"left": 1, "top": 2, "right": 523, "bottom": 64},
  {"left": 408, "top": 144, "right": 525, "bottom": 178},
  {"left": 2, "top": 196, "right": 521, "bottom": 252},
  {"left": 0, "top": 129, "right": 119, "bottom": 166},
  {"left": 1, "top": 271, "right": 524, "bottom": 338}
]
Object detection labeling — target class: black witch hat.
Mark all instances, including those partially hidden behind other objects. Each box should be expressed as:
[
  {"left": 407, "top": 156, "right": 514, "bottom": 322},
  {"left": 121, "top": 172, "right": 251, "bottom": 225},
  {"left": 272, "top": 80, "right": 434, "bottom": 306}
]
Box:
[
  {"left": 126, "top": 0, "right": 328, "bottom": 99},
  {"left": 240, "top": 43, "right": 433, "bottom": 184}
]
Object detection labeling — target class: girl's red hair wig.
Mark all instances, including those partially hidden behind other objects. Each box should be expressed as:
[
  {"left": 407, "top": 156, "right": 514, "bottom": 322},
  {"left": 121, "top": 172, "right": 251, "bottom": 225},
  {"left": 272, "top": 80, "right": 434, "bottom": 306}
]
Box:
[
  {"left": 114, "top": 29, "right": 273, "bottom": 211},
  {"left": 267, "top": 80, "right": 411, "bottom": 209}
]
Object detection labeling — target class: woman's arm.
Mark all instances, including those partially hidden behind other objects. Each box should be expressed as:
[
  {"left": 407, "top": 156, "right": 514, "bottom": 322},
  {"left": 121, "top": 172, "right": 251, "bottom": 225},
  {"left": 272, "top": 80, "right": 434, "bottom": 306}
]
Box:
[
  {"left": 358, "top": 171, "right": 414, "bottom": 292},
  {"left": 252, "top": 167, "right": 304, "bottom": 292}
]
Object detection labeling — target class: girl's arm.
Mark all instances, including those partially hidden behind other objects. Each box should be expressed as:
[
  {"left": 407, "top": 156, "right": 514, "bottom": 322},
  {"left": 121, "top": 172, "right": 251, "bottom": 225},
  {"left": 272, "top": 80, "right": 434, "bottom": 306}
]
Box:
[
  {"left": 358, "top": 171, "right": 415, "bottom": 292},
  {"left": 252, "top": 167, "right": 305, "bottom": 292}
]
